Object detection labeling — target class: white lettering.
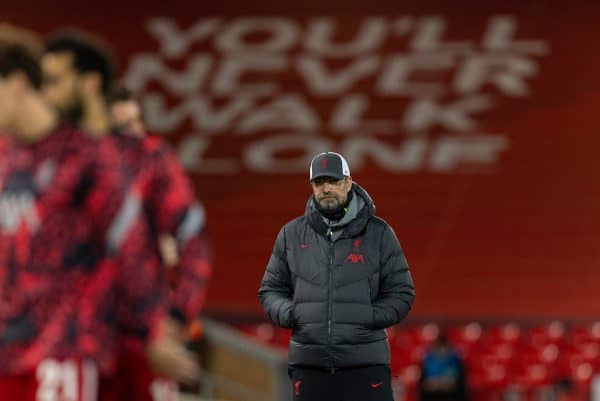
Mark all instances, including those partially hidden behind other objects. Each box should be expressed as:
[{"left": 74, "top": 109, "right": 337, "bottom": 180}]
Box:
[
  {"left": 123, "top": 54, "right": 212, "bottom": 95},
  {"left": 36, "top": 359, "right": 80, "bottom": 401},
  {"left": 403, "top": 95, "right": 493, "bottom": 133},
  {"left": 304, "top": 17, "right": 388, "bottom": 57},
  {"left": 483, "top": 16, "right": 548, "bottom": 54},
  {"left": 330, "top": 95, "right": 396, "bottom": 134},
  {"left": 211, "top": 54, "right": 287, "bottom": 96},
  {"left": 342, "top": 136, "right": 427, "bottom": 172},
  {"left": 0, "top": 193, "right": 40, "bottom": 233},
  {"left": 177, "top": 136, "right": 240, "bottom": 173},
  {"left": 454, "top": 55, "right": 537, "bottom": 96},
  {"left": 377, "top": 53, "right": 455, "bottom": 97},
  {"left": 147, "top": 18, "right": 222, "bottom": 58},
  {"left": 297, "top": 56, "right": 380, "bottom": 95},
  {"left": 216, "top": 18, "right": 300, "bottom": 52},
  {"left": 411, "top": 17, "right": 472, "bottom": 52},
  {"left": 143, "top": 94, "right": 255, "bottom": 133},
  {"left": 181, "top": 133, "right": 510, "bottom": 174},
  {"left": 244, "top": 134, "right": 332, "bottom": 172},
  {"left": 237, "top": 95, "right": 321, "bottom": 133}
]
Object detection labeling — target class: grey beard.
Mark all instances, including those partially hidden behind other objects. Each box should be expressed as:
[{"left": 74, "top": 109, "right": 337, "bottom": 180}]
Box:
[{"left": 317, "top": 197, "right": 342, "bottom": 211}]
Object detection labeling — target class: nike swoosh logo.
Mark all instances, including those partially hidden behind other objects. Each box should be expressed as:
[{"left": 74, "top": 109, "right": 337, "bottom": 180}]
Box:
[{"left": 371, "top": 382, "right": 383, "bottom": 388}]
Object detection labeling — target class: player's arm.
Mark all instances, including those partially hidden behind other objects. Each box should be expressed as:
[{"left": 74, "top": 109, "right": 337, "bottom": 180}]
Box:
[
  {"left": 88, "top": 137, "right": 166, "bottom": 342},
  {"left": 147, "top": 140, "right": 212, "bottom": 325},
  {"left": 91, "top": 137, "right": 200, "bottom": 383}
]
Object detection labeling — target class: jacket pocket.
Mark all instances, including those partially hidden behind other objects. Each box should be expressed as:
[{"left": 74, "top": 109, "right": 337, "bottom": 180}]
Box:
[{"left": 291, "top": 302, "right": 297, "bottom": 327}]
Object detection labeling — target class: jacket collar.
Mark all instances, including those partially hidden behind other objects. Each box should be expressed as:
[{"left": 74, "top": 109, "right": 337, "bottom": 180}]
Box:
[{"left": 304, "top": 182, "right": 375, "bottom": 239}]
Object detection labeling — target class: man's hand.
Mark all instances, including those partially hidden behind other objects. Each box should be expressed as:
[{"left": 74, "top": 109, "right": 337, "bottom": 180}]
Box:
[
  {"left": 147, "top": 317, "right": 200, "bottom": 385},
  {"left": 159, "top": 234, "right": 179, "bottom": 269}
]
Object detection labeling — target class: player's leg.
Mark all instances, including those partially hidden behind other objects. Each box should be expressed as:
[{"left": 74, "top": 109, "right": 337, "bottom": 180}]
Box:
[
  {"left": 0, "top": 375, "right": 32, "bottom": 400},
  {"left": 117, "top": 344, "right": 179, "bottom": 401}
]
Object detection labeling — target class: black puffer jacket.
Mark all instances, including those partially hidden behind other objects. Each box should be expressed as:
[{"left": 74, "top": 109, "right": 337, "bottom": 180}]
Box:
[{"left": 258, "top": 183, "right": 415, "bottom": 370}]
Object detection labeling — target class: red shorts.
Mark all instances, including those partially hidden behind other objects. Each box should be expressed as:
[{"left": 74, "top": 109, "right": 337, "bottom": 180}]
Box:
[
  {"left": 0, "top": 358, "right": 116, "bottom": 401},
  {"left": 116, "top": 343, "right": 178, "bottom": 401}
]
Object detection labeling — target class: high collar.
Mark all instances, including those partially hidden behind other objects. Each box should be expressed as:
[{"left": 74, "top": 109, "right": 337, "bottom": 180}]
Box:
[{"left": 304, "top": 182, "right": 376, "bottom": 239}]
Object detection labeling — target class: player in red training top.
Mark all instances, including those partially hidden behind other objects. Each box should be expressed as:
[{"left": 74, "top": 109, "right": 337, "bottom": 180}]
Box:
[
  {"left": 42, "top": 32, "right": 212, "bottom": 401},
  {"left": 0, "top": 36, "right": 165, "bottom": 401},
  {"left": 107, "top": 86, "right": 212, "bottom": 401}
]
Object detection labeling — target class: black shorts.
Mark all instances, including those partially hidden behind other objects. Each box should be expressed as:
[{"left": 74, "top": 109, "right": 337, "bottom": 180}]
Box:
[{"left": 288, "top": 365, "right": 394, "bottom": 401}]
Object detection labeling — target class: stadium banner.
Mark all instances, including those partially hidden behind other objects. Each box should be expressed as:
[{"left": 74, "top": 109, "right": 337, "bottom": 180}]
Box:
[{"left": 5, "top": 0, "right": 600, "bottom": 318}]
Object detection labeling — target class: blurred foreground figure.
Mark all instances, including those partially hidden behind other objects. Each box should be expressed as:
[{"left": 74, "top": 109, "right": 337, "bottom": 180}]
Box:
[
  {"left": 419, "top": 333, "right": 469, "bottom": 401},
  {"left": 0, "top": 29, "right": 166, "bottom": 401},
  {"left": 107, "top": 86, "right": 213, "bottom": 401},
  {"left": 41, "top": 32, "right": 211, "bottom": 401},
  {"left": 259, "top": 151, "right": 415, "bottom": 401}
]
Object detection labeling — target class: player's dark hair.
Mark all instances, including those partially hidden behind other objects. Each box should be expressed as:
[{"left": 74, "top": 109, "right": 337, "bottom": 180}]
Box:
[
  {"left": 0, "top": 43, "right": 42, "bottom": 89},
  {"left": 106, "top": 85, "right": 136, "bottom": 106},
  {"left": 45, "top": 31, "right": 115, "bottom": 95}
]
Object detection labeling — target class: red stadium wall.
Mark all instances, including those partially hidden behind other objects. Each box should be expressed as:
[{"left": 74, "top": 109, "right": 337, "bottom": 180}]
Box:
[{"left": 5, "top": 0, "right": 600, "bottom": 319}]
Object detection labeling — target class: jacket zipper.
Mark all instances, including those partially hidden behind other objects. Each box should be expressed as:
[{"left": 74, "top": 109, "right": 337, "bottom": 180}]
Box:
[{"left": 327, "top": 227, "right": 335, "bottom": 374}]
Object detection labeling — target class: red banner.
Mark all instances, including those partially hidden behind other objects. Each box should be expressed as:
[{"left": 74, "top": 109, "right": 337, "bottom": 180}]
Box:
[{"left": 5, "top": 0, "right": 600, "bottom": 318}]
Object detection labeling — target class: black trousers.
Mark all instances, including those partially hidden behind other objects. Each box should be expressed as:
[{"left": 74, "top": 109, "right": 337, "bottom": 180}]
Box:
[{"left": 289, "top": 365, "right": 394, "bottom": 401}]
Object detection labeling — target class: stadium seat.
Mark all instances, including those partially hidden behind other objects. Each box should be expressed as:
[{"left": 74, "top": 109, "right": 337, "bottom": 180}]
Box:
[{"left": 233, "top": 321, "right": 599, "bottom": 401}]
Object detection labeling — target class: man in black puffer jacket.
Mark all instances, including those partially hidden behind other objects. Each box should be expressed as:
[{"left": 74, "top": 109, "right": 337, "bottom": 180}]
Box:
[{"left": 259, "top": 151, "right": 415, "bottom": 401}]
